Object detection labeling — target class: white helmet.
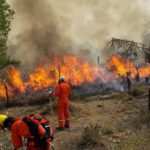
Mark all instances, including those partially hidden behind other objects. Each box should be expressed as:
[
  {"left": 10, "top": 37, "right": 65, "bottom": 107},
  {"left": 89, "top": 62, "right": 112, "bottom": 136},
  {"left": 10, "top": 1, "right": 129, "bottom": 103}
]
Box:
[{"left": 58, "top": 76, "right": 65, "bottom": 83}]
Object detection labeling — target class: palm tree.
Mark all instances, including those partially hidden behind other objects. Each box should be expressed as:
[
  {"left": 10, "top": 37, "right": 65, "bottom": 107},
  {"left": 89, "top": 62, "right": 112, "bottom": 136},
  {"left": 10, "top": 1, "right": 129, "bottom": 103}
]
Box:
[{"left": 145, "top": 47, "right": 150, "bottom": 63}]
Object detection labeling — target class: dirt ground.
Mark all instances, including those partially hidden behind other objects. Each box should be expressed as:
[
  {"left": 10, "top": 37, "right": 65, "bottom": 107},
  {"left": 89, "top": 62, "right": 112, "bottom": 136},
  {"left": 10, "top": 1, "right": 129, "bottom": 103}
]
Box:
[{"left": 0, "top": 85, "right": 150, "bottom": 150}]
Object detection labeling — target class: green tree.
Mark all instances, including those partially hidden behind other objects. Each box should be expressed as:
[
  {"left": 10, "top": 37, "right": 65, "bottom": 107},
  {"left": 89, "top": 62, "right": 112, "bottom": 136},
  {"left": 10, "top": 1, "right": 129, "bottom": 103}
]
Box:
[
  {"left": 0, "top": 0, "right": 15, "bottom": 66},
  {"left": 0, "top": 0, "right": 20, "bottom": 105}
]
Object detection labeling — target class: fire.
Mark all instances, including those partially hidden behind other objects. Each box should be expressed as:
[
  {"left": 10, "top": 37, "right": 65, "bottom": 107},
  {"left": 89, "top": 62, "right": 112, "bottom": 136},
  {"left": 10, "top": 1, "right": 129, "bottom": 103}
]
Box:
[
  {"left": 108, "top": 55, "right": 150, "bottom": 78},
  {"left": 50, "top": 55, "right": 100, "bottom": 85},
  {"left": 25, "top": 67, "right": 52, "bottom": 91},
  {"left": 6, "top": 66, "right": 25, "bottom": 93},
  {"left": 139, "top": 66, "right": 150, "bottom": 78},
  {"left": 0, "top": 54, "right": 149, "bottom": 98},
  {"left": 0, "top": 83, "right": 5, "bottom": 97},
  {"left": 25, "top": 55, "right": 101, "bottom": 91}
]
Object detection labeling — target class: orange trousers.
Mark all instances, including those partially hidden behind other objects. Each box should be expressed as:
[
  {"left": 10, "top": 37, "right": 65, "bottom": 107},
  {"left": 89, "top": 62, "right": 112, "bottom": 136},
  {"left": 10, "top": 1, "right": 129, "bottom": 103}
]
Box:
[{"left": 58, "top": 101, "right": 70, "bottom": 128}]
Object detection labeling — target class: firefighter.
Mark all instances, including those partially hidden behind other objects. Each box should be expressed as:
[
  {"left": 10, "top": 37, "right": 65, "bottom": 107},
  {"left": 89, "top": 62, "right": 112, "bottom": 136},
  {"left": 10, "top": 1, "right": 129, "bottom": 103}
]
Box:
[
  {"left": 0, "top": 114, "right": 54, "bottom": 150},
  {"left": 126, "top": 71, "right": 132, "bottom": 90},
  {"left": 51, "top": 76, "right": 71, "bottom": 131}
]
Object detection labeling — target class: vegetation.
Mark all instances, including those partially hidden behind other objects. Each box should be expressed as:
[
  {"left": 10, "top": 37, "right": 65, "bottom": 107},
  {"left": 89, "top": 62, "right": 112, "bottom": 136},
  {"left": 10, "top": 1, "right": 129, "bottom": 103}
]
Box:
[
  {"left": 0, "top": 0, "right": 20, "bottom": 105},
  {"left": 0, "top": 0, "right": 15, "bottom": 66},
  {"left": 145, "top": 47, "right": 150, "bottom": 63},
  {"left": 79, "top": 125, "right": 104, "bottom": 149}
]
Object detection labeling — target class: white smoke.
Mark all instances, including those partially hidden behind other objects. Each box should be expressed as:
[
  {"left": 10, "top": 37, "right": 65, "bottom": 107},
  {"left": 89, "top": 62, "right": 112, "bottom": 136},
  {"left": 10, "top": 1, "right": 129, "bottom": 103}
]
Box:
[{"left": 7, "top": 0, "right": 150, "bottom": 67}]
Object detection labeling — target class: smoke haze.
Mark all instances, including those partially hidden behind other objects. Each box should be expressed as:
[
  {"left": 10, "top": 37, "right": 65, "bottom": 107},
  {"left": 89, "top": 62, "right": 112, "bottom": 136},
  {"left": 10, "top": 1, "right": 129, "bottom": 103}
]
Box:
[{"left": 7, "top": 0, "right": 150, "bottom": 68}]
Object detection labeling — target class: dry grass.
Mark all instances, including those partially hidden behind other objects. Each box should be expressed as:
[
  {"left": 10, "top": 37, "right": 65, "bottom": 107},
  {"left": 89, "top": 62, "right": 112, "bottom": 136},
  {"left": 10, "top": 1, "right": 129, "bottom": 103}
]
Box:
[
  {"left": 114, "top": 131, "right": 150, "bottom": 150},
  {"left": 128, "top": 85, "right": 149, "bottom": 98},
  {"left": 41, "top": 101, "right": 82, "bottom": 115},
  {"left": 78, "top": 125, "right": 105, "bottom": 150}
]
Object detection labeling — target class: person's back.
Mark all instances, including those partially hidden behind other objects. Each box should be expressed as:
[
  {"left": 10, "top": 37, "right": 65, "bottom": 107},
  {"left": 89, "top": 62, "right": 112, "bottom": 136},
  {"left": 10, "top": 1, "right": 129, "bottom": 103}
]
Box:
[
  {"left": 57, "top": 82, "right": 71, "bottom": 102},
  {"left": 11, "top": 117, "right": 32, "bottom": 148},
  {"left": 3, "top": 115, "right": 53, "bottom": 150}
]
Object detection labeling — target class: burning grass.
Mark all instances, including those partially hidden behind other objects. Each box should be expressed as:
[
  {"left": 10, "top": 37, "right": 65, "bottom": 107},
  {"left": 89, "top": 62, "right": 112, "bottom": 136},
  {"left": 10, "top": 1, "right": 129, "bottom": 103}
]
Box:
[{"left": 0, "top": 54, "right": 149, "bottom": 98}]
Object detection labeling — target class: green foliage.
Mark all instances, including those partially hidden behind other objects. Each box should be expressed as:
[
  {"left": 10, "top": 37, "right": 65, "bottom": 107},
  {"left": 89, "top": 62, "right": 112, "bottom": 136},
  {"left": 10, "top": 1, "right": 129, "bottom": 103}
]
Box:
[
  {"left": 0, "top": 0, "right": 15, "bottom": 66},
  {"left": 0, "top": 57, "right": 20, "bottom": 69}
]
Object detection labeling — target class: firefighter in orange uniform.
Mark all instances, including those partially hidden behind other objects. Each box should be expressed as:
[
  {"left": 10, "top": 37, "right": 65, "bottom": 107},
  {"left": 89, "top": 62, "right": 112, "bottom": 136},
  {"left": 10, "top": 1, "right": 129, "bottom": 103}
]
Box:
[
  {"left": 0, "top": 114, "right": 54, "bottom": 150},
  {"left": 51, "top": 76, "right": 71, "bottom": 131}
]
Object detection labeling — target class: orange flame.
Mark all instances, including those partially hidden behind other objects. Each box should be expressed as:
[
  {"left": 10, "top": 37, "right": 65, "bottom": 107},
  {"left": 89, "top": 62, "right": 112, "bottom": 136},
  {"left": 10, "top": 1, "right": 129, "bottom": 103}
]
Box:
[
  {"left": 108, "top": 55, "right": 150, "bottom": 77},
  {"left": 25, "top": 55, "right": 101, "bottom": 90},
  {"left": 0, "top": 83, "right": 5, "bottom": 97},
  {"left": 0, "top": 55, "right": 149, "bottom": 98},
  {"left": 7, "top": 67, "right": 25, "bottom": 93}
]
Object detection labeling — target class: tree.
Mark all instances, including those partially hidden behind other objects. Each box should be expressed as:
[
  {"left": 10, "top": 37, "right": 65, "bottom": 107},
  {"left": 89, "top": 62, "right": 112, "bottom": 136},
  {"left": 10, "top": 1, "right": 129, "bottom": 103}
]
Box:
[
  {"left": 0, "top": 0, "right": 15, "bottom": 65},
  {"left": 0, "top": 0, "right": 20, "bottom": 105},
  {"left": 145, "top": 47, "right": 150, "bottom": 63}
]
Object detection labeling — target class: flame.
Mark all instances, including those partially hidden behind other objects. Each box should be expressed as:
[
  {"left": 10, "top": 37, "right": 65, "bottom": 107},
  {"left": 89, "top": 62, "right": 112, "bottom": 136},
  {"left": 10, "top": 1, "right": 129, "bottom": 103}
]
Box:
[
  {"left": 6, "top": 67, "right": 25, "bottom": 93},
  {"left": 0, "top": 83, "right": 5, "bottom": 97},
  {"left": 0, "top": 54, "right": 149, "bottom": 98},
  {"left": 108, "top": 55, "right": 150, "bottom": 78},
  {"left": 25, "top": 55, "right": 101, "bottom": 91},
  {"left": 51, "top": 55, "right": 100, "bottom": 85},
  {"left": 25, "top": 67, "right": 52, "bottom": 91}
]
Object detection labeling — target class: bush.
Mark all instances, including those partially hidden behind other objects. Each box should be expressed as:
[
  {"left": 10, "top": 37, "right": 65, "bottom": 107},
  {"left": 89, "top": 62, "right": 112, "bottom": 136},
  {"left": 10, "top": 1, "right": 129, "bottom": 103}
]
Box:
[{"left": 78, "top": 125, "right": 105, "bottom": 149}]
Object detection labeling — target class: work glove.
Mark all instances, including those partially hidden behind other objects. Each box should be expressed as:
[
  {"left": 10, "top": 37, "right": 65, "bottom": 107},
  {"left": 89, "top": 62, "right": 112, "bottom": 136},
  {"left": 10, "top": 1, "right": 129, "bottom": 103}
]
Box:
[{"left": 48, "top": 90, "right": 53, "bottom": 97}]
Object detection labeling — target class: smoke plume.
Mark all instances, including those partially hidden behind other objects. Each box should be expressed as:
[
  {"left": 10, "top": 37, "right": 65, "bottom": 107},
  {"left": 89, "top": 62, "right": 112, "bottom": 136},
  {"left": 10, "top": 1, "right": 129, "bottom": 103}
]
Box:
[
  {"left": 7, "top": 0, "right": 150, "bottom": 68},
  {"left": 142, "top": 21, "right": 150, "bottom": 47}
]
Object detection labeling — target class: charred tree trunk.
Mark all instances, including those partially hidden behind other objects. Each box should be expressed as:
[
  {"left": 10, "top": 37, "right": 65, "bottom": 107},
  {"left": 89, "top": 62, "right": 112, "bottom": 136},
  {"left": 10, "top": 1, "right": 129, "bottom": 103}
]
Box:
[
  {"left": 148, "top": 88, "right": 150, "bottom": 112},
  {"left": 97, "top": 56, "right": 100, "bottom": 66},
  {"left": 58, "top": 67, "right": 61, "bottom": 78},
  {"left": 4, "top": 83, "right": 9, "bottom": 107}
]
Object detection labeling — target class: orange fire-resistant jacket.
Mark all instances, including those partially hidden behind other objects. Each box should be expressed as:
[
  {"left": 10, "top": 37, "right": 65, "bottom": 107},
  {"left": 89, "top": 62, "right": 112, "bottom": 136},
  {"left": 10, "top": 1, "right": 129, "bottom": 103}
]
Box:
[
  {"left": 54, "top": 82, "right": 71, "bottom": 103},
  {"left": 11, "top": 117, "right": 32, "bottom": 149}
]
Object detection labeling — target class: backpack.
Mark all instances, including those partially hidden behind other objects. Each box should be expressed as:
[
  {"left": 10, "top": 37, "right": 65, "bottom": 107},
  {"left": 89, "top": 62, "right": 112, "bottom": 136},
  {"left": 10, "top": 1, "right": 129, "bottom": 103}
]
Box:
[{"left": 23, "top": 114, "right": 54, "bottom": 148}]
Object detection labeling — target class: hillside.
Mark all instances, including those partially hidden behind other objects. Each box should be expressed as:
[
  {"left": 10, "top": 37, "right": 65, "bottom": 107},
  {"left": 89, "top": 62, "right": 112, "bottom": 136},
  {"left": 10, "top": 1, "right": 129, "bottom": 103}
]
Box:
[{"left": 0, "top": 85, "right": 150, "bottom": 150}]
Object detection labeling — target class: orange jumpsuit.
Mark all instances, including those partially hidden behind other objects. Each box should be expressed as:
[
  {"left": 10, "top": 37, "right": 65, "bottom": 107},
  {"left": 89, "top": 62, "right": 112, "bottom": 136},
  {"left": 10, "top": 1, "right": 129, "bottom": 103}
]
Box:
[
  {"left": 10, "top": 117, "right": 50, "bottom": 150},
  {"left": 54, "top": 82, "right": 71, "bottom": 128}
]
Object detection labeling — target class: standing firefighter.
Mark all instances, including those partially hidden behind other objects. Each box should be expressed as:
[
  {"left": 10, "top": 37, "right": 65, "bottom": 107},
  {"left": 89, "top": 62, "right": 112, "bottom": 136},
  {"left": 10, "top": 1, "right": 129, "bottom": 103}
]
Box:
[
  {"left": 51, "top": 76, "right": 71, "bottom": 131},
  {"left": 126, "top": 71, "right": 132, "bottom": 90},
  {"left": 0, "top": 114, "right": 54, "bottom": 150}
]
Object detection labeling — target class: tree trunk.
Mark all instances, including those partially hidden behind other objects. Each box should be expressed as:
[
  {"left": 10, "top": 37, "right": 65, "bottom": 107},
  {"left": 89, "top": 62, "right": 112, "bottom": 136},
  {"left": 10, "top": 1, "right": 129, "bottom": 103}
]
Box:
[
  {"left": 148, "top": 88, "right": 150, "bottom": 111},
  {"left": 4, "top": 83, "right": 9, "bottom": 107}
]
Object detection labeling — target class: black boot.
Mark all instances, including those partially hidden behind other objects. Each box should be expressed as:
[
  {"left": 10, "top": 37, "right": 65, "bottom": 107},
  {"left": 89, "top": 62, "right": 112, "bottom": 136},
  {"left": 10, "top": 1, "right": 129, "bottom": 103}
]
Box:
[
  {"left": 64, "top": 125, "right": 70, "bottom": 128},
  {"left": 55, "top": 127, "right": 64, "bottom": 131}
]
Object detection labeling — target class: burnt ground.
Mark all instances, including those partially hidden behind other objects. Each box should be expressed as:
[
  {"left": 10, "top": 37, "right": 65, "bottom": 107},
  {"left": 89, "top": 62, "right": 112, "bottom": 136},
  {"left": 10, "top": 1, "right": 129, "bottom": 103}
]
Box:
[{"left": 0, "top": 85, "right": 150, "bottom": 150}]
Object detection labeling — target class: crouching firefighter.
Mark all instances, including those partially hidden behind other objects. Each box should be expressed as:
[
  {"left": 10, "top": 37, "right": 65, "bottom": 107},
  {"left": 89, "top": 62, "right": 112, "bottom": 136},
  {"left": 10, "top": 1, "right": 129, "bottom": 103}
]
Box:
[{"left": 0, "top": 114, "right": 54, "bottom": 150}]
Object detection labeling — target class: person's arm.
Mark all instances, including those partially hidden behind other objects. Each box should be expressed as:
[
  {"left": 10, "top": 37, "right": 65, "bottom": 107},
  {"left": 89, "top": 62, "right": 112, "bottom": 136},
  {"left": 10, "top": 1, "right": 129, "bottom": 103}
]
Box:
[
  {"left": 11, "top": 124, "right": 23, "bottom": 149},
  {"left": 51, "top": 85, "right": 61, "bottom": 97}
]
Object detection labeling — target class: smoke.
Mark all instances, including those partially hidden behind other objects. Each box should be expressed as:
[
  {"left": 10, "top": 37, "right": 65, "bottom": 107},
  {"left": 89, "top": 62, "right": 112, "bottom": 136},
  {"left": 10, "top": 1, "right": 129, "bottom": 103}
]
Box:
[
  {"left": 7, "top": 0, "right": 150, "bottom": 68},
  {"left": 8, "top": 0, "right": 70, "bottom": 69},
  {"left": 142, "top": 21, "right": 150, "bottom": 47}
]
